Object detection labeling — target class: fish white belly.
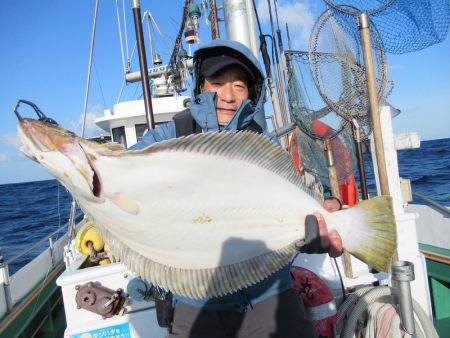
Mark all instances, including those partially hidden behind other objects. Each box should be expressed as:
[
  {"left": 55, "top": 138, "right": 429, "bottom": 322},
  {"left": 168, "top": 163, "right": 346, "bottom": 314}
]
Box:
[{"left": 85, "top": 151, "right": 323, "bottom": 269}]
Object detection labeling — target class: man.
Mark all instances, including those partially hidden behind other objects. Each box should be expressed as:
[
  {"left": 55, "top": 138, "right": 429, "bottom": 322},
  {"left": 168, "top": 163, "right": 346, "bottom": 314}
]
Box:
[{"left": 134, "top": 39, "right": 342, "bottom": 337}]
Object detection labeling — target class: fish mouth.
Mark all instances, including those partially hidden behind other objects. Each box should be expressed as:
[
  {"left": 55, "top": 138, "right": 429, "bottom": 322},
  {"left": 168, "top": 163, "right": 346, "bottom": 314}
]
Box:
[
  {"left": 18, "top": 122, "right": 45, "bottom": 162},
  {"left": 18, "top": 120, "right": 66, "bottom": 165},
  {"left": 18, "top": 119, "right": 103, "bottom": 200},
  {"left": 19, "top": 145, "right": 39, "bottom": 162}
]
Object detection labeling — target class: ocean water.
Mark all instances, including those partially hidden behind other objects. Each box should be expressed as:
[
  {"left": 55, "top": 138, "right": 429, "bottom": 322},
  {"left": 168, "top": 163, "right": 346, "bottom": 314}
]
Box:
[
  {"left": 0, "top": 138, "right": 449, "bottom": 275},
  {"left": 0, "top": 180, "right": 83, "bottom": 274}
]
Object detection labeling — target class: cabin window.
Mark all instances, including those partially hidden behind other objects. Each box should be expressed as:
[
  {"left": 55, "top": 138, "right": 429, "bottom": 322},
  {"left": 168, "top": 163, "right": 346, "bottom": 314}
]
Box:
[
  {"left": 135, "top": 124, "right": 148, "bottom": 142},
  {"left": 112, "top": 126, "right": 127, "bottom": 148}
]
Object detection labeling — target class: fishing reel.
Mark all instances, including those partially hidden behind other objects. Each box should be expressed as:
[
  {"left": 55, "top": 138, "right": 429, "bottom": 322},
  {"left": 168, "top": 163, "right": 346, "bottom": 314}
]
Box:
[{"left": 126, "top": 278, "right": 174, "bottom": 328}]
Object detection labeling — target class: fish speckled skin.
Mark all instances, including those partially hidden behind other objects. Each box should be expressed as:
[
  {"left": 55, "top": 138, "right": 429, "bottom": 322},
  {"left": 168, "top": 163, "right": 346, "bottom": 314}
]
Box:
[{"left": 18, "top": 119, "right": 397, "bottom": 298}]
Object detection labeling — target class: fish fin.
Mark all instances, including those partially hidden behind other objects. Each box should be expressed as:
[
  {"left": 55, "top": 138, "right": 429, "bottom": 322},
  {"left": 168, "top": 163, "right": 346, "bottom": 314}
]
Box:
[
  {"left": 96, "top": 223, "right": 295, "bottom": 298},
  {"left": 165, "top": 247, "right": 295, "bottom": 299},
  {"left": 340, "top": 195, "right": 397, "bottom": 272},
  {"left": 131, "top": 131, "right": 324, "bottom": 203},
  {"left": 107, "top": 192, "right": 140, "bottom": 215},
  {"left": 77, "top": 137, "right": 125, "bottom": 157},
  {"left": 101, "top": 142, "right": 126, "bottom": 152}
]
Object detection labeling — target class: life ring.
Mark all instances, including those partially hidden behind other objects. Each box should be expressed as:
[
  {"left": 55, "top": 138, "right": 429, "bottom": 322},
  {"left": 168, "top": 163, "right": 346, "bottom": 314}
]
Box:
[
  {"left": 75, "top": 220, "right": 105, "bottom": 256},
  {"left": 288, "top": 121, "right": 358, "bottom": 206},
  {"left": 291, "top": 266, "right": 337, "bottom": 338}
]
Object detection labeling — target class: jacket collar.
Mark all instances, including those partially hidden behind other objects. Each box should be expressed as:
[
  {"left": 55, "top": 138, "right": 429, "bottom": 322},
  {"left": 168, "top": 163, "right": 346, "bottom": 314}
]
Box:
[{"left": 190, "top": 90, "right": 267, "bottom": 132}]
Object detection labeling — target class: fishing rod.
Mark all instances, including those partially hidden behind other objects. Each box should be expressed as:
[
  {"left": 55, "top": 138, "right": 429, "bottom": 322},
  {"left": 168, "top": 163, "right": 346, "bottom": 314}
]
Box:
[
  {"left": 266, "top": 0, "right": 288, "bottom": 127},
  {"left": 286, "top": 23, "right": 292, "bottom": 50},
  {"left": 251, "top": 0, "right": 288, "bottom": 148},
  {"left": 274, "top": 1, "right": 285, "bottom": 59},
  {"left": 168, "top": 1, "right": 189, "bottom": 71},
  {"left": 274, "top": 1, "right": 290, "bottom": 104}
]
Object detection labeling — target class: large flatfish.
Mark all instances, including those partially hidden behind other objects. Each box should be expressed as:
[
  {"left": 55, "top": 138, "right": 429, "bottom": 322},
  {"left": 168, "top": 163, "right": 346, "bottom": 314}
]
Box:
[{"left": 18, "top": 119, "right": 396, "bottom": 298}]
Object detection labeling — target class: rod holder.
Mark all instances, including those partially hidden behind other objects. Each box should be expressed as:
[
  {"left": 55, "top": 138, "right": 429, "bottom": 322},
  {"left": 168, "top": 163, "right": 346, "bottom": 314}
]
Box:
[{"left": 392, "top": 261, "right": 416, "bottom": 336}]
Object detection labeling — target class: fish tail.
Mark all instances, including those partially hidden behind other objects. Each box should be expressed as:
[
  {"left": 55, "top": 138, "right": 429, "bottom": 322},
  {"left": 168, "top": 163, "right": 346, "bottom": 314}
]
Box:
[{"left": 337, "top": 195, "right": 397, "bottom": 272}]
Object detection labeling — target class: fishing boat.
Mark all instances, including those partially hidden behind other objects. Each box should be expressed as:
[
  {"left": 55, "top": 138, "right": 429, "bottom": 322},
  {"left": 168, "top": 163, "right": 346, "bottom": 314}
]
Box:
[{"left": 1, "top": 1, "right": 449, "bottom": 337}]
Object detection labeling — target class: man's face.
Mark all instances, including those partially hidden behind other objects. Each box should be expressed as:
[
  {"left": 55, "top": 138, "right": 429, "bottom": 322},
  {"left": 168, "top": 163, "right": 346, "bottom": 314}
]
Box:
[{"left": 202, "top": 66, "right": 250, "bottom": 125}]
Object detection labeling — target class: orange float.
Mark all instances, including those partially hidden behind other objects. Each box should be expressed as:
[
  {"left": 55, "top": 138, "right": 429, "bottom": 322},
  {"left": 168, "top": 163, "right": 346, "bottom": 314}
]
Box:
[{"left": 288, "top": 121, "right": 358, "bottom": 206}]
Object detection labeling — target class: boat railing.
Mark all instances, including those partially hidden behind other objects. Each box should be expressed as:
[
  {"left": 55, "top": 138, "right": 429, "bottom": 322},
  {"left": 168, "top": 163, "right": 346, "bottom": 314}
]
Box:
[
  {"left": 412, "top": 192, "right": 450, "bottom": 215},
  {"left": 0, "top": 211, "right": 83, "bottom": 315},
  {"left": 3, "top": 224, "right": 67, "bottom": 268}
]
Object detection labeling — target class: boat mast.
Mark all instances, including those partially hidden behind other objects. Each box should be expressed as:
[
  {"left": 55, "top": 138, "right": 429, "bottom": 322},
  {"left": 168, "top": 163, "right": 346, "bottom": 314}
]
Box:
[
  {"left": 222, "top": 0, "right": 258, "bottom": 57},
  {"left": 131, "top": 0, "right": 155, "bottom": 130}
]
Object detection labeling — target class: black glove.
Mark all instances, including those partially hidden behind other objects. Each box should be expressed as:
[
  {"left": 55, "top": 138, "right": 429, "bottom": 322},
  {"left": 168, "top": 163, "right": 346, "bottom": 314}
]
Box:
[{"left": 295, "top": 215, "right": 328, "bottom": 254}]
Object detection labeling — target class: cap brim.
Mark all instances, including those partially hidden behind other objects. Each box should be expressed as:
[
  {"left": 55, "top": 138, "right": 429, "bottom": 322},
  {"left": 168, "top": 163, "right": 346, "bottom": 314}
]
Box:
[{"left": 200, "top": 54, "right": 256, "bottom": 82}]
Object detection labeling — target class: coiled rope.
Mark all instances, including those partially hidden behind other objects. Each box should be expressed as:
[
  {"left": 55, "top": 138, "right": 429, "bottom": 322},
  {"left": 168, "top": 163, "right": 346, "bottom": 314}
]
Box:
[{"left": 337, "top": 286, "right": 438, "bottom": 338}]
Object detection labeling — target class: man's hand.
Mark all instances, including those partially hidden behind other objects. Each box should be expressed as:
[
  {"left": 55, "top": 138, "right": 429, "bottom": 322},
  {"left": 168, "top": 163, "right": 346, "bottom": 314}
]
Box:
[{"left": 295, "top": 198, "right": 343, "bottom": 257}]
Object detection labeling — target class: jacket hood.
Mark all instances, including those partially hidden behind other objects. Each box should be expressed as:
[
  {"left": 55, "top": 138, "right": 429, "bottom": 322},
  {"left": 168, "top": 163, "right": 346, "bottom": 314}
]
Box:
[
  {"left": 192, "top": 40, "right": 265, "bottom": 103},
  {"left": 190, "top": 40, "right": 267, "bottom": 132}
]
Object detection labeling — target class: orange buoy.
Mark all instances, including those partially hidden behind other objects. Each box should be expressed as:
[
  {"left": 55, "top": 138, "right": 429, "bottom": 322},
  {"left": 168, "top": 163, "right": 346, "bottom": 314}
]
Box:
[{"left": 288, "top": 121, "right": 358, "bottom": 206}]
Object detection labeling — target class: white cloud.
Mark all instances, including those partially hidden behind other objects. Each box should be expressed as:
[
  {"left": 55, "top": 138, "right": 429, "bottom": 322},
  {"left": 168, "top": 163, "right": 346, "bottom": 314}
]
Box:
[
  {"left": 257, "top": 0, "right": 315, "bottom": 50},
  {"left": 0, "top": 154, "right": 9, "bottom": 161},
  {"left": 71, "top": 105, "right": 105, "bottom": 138},
  {"left": 0, "top": 133, "right": 21, "bottom": 149}
]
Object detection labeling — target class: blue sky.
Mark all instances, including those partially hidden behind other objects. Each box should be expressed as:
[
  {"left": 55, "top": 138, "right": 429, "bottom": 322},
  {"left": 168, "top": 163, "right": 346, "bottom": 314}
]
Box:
[{"left": 1, "top": 0, "right": 449, "bottom": 184}]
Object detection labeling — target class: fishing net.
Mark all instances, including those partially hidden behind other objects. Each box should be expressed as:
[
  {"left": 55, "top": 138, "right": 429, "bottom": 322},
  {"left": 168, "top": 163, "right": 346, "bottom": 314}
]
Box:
[
  {"left": 324, "top": 0, "right": 450, "bottom": 54},
  {"left": 285, "top": 51, "right": 358, "bottom": 193},
  {"left": 309, "top": 8, "right": 392, "bottom": 141},
  {"left": 285, "top": 51, "right": 343, "bottom": 139}
]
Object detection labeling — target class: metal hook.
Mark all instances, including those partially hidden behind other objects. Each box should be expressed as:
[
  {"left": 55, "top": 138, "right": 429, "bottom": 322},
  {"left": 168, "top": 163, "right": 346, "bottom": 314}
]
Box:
[{"left": 13, "top": 99, "right": 59, "bottom": 125}]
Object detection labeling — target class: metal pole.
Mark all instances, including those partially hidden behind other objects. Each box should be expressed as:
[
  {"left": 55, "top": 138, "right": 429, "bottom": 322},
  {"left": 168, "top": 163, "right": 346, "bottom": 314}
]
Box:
[
  {"left": 145, "top": 12, "right": 155, "bottom": 64},
  {"left": 132, "top": 0, "right": 155, "bottom": 130},
  {"left": 353, "top": 119, "right": 369, "bottom": 200},
  {"left": 82, "top": 0, "right": 100, "bottom": 138},
  {"left": 223, "top": 0, "right": 258, "bottom": 58},
  {"left": 324, "top": 139, "right": 341, "bottom": 200},
  {"left": 266, "top": 0, "right": 289, "bottom": 128},
  {"left": 209, "top": 0, "right": 220, "bottom": 40},
  {"left": 325, "top": 139, "right": 353, "bottom": 278},
  {"left": 260, "top": 35, "right": 287, "bottom": 148},
  {"left": 0, "top": 252, "right": 13, "bottom": 312},
  {"left": 49, "top": 237, "right": 54, "bottom": 267},
  {"left": 245, "top": 0, "right": 258, "bottom": 57},
  {"left": 248, "top": 0, "right": 287, "bottom": 148},
  {"left": 392, "top": 261, "right": 416, "bottom": 336},
  {"left": 358, "top": 13, "right": 389, "bottom": 195}
]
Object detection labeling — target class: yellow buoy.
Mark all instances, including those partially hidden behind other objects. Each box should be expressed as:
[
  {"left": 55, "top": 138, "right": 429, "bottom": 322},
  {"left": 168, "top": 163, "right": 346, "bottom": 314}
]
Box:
[{"left": 75, "top": 220, "right": 105, "bottom": 256}]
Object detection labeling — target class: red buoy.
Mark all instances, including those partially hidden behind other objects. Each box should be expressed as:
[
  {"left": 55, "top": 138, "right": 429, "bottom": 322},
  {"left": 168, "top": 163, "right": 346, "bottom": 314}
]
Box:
[{"left": 291, "top": 266, "right": 337, "bottom": 338}]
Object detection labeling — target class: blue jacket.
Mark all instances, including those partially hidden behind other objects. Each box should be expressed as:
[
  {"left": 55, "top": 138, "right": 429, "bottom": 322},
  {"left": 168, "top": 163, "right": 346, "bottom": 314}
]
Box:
[
  {"left": 133, "top": 39, "right": 279, "bottom": 147},
  {"left": 132, "top": 40, "right": 292, "bottom": 311}
]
